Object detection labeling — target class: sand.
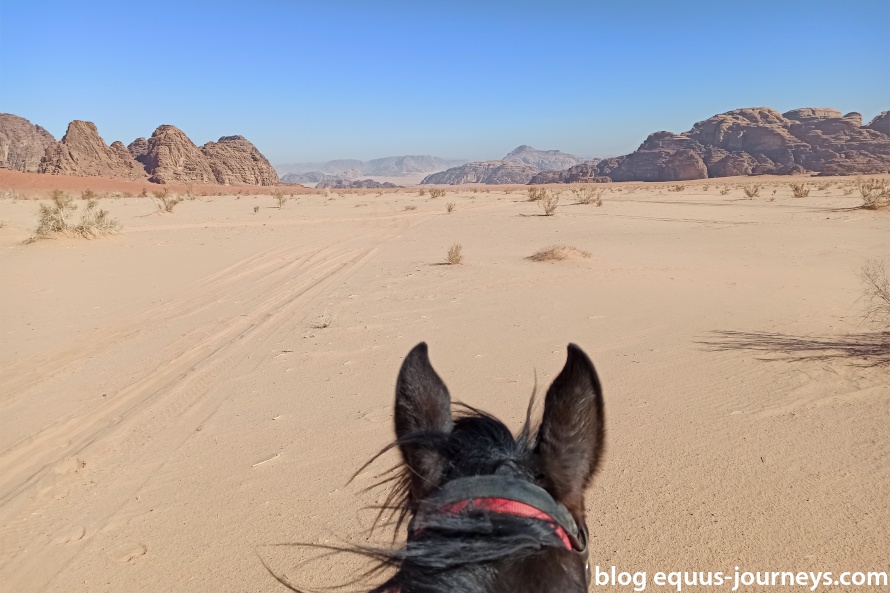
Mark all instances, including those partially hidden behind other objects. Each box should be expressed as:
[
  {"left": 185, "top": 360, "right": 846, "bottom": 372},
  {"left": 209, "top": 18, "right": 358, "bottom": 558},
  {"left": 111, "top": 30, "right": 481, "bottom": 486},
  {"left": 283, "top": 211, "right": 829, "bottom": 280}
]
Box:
[{"left": 0, "top": 177, "right": 887, "bottom": 592}]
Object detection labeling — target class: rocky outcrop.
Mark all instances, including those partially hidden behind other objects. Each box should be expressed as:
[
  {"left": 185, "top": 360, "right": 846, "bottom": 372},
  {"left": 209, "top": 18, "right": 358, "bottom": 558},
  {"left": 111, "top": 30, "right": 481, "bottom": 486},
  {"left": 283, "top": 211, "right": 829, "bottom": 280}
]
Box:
[
  {"left": 138, "top": 125, "right": 217, "bottom": 184},
  {"left": 539, "top": 106, "right": 890, "bottom": 183},
  {"left": 315, "top": 178, "right": 399, "bottom": 189},
  {"left": 421, "top": 160, "right": 539, "bottom": 185},
  {"left": 200, "top": 135, "right": 278, "bottom": 186},
  {"left": 528, "top": 162, "right": 611, "bottom": 184},
  {"left": 128, "top": 137, "right": 150, "bottom": 163},
  {"left": 866, "top": 111, "right": 890, "bottom": 135},
  {"left": 0, "top": 113, "right": 57, "bottom": 172},
  {"left": 39, "top": 120, "right": 146, "bottom": 179},
  {"left": 502, "top": 145, "right": 587, "bottom": 171}
]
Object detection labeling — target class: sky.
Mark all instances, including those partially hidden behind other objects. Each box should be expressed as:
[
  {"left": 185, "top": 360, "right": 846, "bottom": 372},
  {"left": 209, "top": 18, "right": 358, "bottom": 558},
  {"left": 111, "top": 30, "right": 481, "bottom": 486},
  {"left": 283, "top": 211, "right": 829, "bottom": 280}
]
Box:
[{"left": 1, "top": 0, "right": 888, "bottom": 164}]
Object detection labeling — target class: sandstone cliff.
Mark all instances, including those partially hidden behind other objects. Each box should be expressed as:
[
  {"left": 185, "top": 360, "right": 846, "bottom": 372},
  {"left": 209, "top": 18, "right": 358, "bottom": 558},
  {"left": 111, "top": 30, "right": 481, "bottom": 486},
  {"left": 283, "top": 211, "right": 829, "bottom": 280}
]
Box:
[
  {"left": 0, "top": 113, "right": 57, "bottom": 172},
  {"left": 421, "top": 160, "right": 539, "bottom": 185},
  {"left": 529, "top": 162, "right": 611, "bottom": 184},
  {"left": 573, "top": 106, "right": 890, "bottom": 183},
  {"left": 39, "top": 120, "right": 146, "bottom": 179},
  {"left": 200, "top": 135, "right": 278, "bottom": 186}
]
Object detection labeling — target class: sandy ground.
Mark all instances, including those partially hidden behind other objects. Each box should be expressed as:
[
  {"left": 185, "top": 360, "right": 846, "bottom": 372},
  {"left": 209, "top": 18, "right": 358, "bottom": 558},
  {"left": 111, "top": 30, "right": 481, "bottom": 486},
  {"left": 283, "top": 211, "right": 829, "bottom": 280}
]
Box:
[{"left": 0, "top": 178, "right": 888, "bottom": 592}]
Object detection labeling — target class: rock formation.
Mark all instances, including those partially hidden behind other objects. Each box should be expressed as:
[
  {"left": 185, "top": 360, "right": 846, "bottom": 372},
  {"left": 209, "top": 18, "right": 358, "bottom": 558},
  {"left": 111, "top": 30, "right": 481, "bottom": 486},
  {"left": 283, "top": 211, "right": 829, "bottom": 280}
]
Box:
[
  {"left": 137, "top": 125, "right": 216, "bottom": 184},
  {"left": 502, "top": 145, "right": 586, "bottom": 171},
  {"left": 315, "top": 178, "right": 400, "bottom": 189},
  {"left": 536, "top": 106, "right": 890, "bottom": 183},
  {"left": 200, "top": 135, "right": 278, "bottom": 186},
  {"left": 421, "top": 160, "right": 539, "bottom": 185},
  {"left": 0, "top": 113, "right": 57, "bottom": 172},
  {"left": 39, "top": 120, "right": 146, "bottom": 179},
  {"left": 865, "top": 111, "right": 890, "bottom": 136},
  {"left": 275, "top": 156, "right": 468, "bottom": 178},
  {"left": 529, "top": 162, "right": 611, "bottom": 184},
  {"left": 280, "top": 171, "right": 339, "bottom": 184}
]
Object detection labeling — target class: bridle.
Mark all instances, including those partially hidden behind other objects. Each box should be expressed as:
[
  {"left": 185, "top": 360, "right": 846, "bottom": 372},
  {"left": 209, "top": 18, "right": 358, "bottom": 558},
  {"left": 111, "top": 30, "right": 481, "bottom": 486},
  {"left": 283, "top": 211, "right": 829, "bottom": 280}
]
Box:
[{"left": 406, "top": 474, "right": 591, "bottom": 586}]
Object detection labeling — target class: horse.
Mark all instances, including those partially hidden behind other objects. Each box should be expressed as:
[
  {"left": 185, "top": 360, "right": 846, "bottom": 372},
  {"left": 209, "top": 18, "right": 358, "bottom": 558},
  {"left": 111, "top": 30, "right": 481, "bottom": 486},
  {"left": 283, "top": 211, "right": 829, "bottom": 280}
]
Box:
[{"left": 367, "top": 342, "right": 605, "bottom": 593}]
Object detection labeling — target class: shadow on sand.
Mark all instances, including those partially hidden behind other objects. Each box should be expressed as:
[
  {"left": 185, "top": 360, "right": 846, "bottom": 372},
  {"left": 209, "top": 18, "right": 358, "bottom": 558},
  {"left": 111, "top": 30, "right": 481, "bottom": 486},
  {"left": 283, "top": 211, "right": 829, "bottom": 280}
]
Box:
[{"left": 698, "top": 330, "right": 890, "bottom": 368}]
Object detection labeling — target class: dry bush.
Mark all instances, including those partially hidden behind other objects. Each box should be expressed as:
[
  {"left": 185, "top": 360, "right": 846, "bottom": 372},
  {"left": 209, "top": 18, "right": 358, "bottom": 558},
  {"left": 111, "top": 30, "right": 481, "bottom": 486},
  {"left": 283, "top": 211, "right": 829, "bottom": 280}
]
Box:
[
  {"left": 743, "top": 184, "right": 762, "bottom": 198},
  {"left": 816, "top": 182, "right": 831, "bottom": 190},
  {"left": 27, "top": 191, "right": 120, "bottom": 242},
  {"left": 702, "top": 184, "right": 710, "bottom": 191},
  {"left": 861, "top": 260, "right": 890, "bottom": 327},
  {"left": 75, "top": 200, "right": 120, "bottom": 237},
  {"left": 668, "top": 184, "right": 685, "bottom": 192},
  {"left": 719, "top": 187, "right": 730, "bottom": 195},
  {"left": 404, "top": 205, "right": 417, "bottom": 211},
  {"left": 139, "top": 188, "right": 149, "bottom": 198},
  {"left": 843, "top": 187, "right": 855, "bottom": 196},
  {"left": 81, "top": 188, "right": 97, "bottom": 200},
  {"left": 446, "top": 202, "right": 456, "bottom": 213},
  {"left": 446, "top": 243, "right": 463, "bottom": 265},
  {"left": 153, "top": 189, "right": 182, "bottom": 213},
  {"left": 418, "top": 188, "right": 427, "bottom": 196},
  {"left": 540, "top": 192, "right": 559, "bottom": 216},
  {"left": 527, "top": 245, "right": 591, "bottom": 262},
  {"left": 311, "top": 312, "right": 337, "bottom": 329},
  {"left": 253, "top": 206, "right": 260, "bottom": 214},
  {"left": 857, "top": 177, "right": 890, "bottom": 209},
  {"left": 571, "top": 185, "right": 603, "bottom": 205},
  {"left": 272, "top": 188, "right": 289, "bottom": 209},
  {"left": 428, "top": 188, "right": 446, "bottom": 199},
  {"left": 527, "top": 187, "right": 547, "bottom": 201},
  {"left": 789, "top": 183, "right": 810, "bottom": 198}
]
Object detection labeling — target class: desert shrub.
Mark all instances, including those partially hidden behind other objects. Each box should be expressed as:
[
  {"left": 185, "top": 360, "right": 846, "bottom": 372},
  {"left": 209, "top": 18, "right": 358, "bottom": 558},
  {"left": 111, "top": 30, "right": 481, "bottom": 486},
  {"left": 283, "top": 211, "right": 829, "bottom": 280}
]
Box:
[
  {"left": 861, "top": 260, "right": 890, "bottom": 327},
  {"left": 789, "top": 183, "right": 810, "bottom": 198},
  {"left": 743, "top": 184, "right": 762, "bottom": 198},
  {"left": 428, "top": 188, "right": 446, "bottom": 199},
  {"left": 311, "top": 312, "right": 336, "bottom": 329},
  {"left": 702, "top": 184, "right": 710, "bottom": 191},
  {"left": 857, "top": 177, "right": 890, "bottom": 209},
  {"left": 527, "top": 245, "right": 591, "bottom": 262},
  {"left": 816, "top": 182, "right": 831, "bottom": 190},
  {"left": 272, "top": 188, "right": 288, "bottom": 209},
  {"left": 446, "top": 202, "right": 456, "bottom": 213},
  {"left": 527, "top": 187, "right": 547, "bottom": 202},
  {"left": 843, "top": 187, "right": 855, "bottom": 196},
  {"left": 27, "top": 191, "right": 120, "bottom": 242},
  {"left": 81, "top": 188, "right": 97, "bottom": 200},
  {"left": 418, "top": 188, "right": 427, "bottom": 196},
  {"left": 446, "top": 243, "right": 463, "bottom": 265},
  {"left": 153, "top": 189, "right": 182, "bottom": 213},
  {"left": 253, "top": 206, "right": 260, "bottom": 214},
  {"left": 571, "top": 185, "right": 602, "bottom": 205},
  {"left": 719, "top": 187, "right": 730, "bottom": 195},
  {"left": 540, "top": 192, "right": 559, "bottom": 216},
  {"left": 668, "top": 184, "right": 685, "bottom": 192},
  {"left": 74, "top": 200, "right": 120, "bottom": 237},
  {"left": 404, "top": 205, "right": 417, "bottom": 211}
]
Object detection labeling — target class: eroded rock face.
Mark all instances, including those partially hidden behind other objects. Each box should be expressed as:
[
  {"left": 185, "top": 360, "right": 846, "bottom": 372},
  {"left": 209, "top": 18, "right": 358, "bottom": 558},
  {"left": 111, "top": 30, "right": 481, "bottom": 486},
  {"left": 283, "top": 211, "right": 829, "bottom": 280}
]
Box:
[
  {"left": 0, "top": 113, "right": 57, "bottom": 172},
  {"left": 866, "top": 111, "right": 890, "bottom": 135},
  {"left": 128, "top": 137, "right": 150, "bottom": 163},
  {"left": 200, "top": 135, "right": 279, "bottom": 186},
  {"left": 558, "top": 106, "right": 890, "bottom": 183},
  {"left": 140, "top": 125, "right": 217, "bottom": 184},
  {"left": 39, "top": 120, "right": 145, "bottom": 179},
  {"left": 421, "top": 160, "right": 539, "bottom": 185}
]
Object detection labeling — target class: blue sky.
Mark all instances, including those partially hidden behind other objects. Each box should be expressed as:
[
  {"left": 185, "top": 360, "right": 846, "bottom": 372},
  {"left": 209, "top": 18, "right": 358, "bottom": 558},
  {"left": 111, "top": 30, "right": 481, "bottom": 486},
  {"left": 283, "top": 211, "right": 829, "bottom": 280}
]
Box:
[{"left": 1, "top": 0, "right": 888, "bottom": 164}]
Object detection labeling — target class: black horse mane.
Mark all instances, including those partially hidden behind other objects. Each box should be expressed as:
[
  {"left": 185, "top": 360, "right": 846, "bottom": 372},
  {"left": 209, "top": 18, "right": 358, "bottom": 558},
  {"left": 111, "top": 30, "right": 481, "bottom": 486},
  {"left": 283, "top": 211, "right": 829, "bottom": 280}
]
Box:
[{"left": 266, "top": 401, "right": 577, "bottom": 593}]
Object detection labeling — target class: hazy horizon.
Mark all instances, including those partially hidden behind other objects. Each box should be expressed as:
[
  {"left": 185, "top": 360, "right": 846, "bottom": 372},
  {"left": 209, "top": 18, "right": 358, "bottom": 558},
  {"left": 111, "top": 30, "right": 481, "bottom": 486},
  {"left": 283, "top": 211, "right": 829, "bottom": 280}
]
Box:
[{"left": 1, "top": 0, "right": 887, "bottom": 164}]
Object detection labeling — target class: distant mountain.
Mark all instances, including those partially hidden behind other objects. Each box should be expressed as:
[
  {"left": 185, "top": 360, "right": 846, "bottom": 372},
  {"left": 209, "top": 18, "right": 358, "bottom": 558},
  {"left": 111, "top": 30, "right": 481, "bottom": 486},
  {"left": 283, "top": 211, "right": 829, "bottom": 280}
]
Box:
[
  {"left": 502, "top": 145, "right": 586, "bottom": 171},
  {"left": 280, "top": 171, "right": 342, "bottom": 184},
  {"left": 421, "top": 161, "right": 540, "bottom": 185},
  {"left": 274, "top": 155, "right": 467, "bottom": 179},
  {"left": 315, "top": 178, "right": 401, "bottom": 189}
]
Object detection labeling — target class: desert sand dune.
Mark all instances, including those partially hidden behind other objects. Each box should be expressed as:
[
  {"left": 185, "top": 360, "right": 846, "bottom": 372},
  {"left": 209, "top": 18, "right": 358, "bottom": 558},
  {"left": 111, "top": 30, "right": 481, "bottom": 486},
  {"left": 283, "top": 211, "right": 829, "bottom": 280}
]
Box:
[{"left": 0, "top": 180, "right": 887, "bottom": 592}]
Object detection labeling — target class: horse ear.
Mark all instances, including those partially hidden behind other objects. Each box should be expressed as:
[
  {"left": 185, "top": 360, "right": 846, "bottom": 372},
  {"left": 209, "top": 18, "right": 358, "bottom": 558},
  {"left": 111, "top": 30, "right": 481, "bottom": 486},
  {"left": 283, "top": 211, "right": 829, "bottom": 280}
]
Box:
[
  {"left": 536, "top": 344, "right": 605, "bottom": 520},
  {"left": 395, "top": 343, "right": 454, "bottom": 501}
]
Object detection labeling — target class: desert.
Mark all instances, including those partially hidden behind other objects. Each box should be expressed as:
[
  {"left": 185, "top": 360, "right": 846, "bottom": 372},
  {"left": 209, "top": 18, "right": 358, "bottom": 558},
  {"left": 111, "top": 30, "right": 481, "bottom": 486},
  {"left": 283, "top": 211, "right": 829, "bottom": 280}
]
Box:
[
  {"left": 2, "top": 1, "right": 889, "bottom": 592},
  {"left": 1, "top": 173, "right": 888, "bottom": 591}
]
